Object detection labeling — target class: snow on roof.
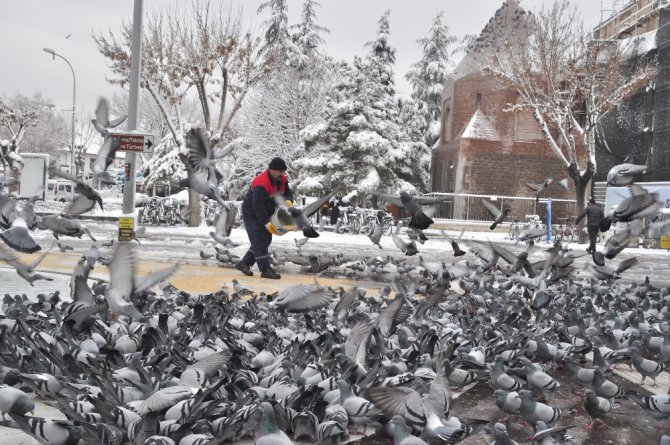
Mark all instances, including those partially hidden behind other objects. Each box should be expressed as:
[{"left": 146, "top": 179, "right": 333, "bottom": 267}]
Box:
[
  {"left": 619, "top": 29, "right": 657, "bottom": 60},
  {"left": 459, "top": 108, "right": 500, "bottom": 141}
]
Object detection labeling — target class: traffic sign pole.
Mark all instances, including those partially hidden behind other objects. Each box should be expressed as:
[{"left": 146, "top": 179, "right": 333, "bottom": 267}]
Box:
[{"left": 120, "top": 0, "right": 143, "bottom": 239}]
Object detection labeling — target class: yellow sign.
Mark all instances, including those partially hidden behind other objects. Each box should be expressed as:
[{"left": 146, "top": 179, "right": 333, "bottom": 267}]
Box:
[
  {"left": 661, "top": 235, "right": 670, "bottom": 249},
  {"left": 118, "top": 217, "right": 134, "bottom": 242}
]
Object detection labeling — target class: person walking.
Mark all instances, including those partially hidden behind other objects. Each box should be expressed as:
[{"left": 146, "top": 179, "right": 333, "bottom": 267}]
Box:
[
  {"left": 235, "top": 157, "right": 294, "bottom": 279},
  {"left": 575, "top": 198, "right": 605, "bottom": 254}
]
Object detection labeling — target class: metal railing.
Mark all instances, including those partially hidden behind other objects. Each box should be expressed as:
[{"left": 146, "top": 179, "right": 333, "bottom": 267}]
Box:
[{"left": 423, "top": 192, "right": 579, "bottom": 223}]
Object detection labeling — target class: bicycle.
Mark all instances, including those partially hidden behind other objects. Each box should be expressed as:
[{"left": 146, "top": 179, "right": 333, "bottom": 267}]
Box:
[
  {"left": 505, "top": 219, "right": 521, "bottom": 240},
  {"left": 362, "top": 210, "right": 394, "bottom": 236},
  {"left": 335, "top": 207, "right": 361, "bottom": 234},
  {"left": 551, "top": 217, "right": 575, "bottom": 243}
]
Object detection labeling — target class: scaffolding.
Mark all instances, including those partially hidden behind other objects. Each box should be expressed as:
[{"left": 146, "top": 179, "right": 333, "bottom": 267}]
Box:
[{"left": 595, "top": 0, "right": 670, "bottom": 40}]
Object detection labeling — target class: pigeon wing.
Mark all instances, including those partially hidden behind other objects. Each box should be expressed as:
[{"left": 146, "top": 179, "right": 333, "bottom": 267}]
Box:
[
  {"left": 366, "top": 386, "right": 425, "bottom": 422},
  {"left": 186, "top": 128, "right": 213, "bottom": 172},
  {"left": 135, "top": 263, "right": 179, "bottom": 294},
  {"left": 136, "top": 386, "right": 196, "bottom": 416},
  {"left": 344, "top": 321, "right": 374, "bottom": 365},
  {"left": 481, "top": 199, "right": 502, "bottom": 218},
  {"left": 186, "top": 351, "right": 231, "bottom": 377},
  {"left": 95, "top": 98, "right": 110, "bottom": 128},
  {"left": 372, "top": 192, "right": 404, "bottom": 208},
  {"left": 302, "top": 190, "right": 337, "bottom": 218}
]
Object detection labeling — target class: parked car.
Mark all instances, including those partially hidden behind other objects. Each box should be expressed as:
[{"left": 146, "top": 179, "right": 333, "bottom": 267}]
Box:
[{"left": 46, "top": 180, "right": 73, "bottom": 202}]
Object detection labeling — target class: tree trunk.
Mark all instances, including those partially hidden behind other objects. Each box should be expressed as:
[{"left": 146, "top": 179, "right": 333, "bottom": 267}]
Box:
[{"left": 188, "top": 188, "right": 201, "bottom": 227}]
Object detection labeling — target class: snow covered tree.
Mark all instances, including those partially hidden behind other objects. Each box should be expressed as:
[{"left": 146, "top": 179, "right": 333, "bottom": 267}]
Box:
[
  {"left": 406, "top": 11, "right": 458, "bottom": 147},
  {"left": 487, "top": 0, "right": 654, "bottom": 238},
  {"left": 291, "top": 0, "right": 329, "bottom": 68},
  {"left": 257, "top": 0, "right": 298, "bottom": 68},
  {"left": 296, "top": 10, "right": 428, "bottom": 201},
  {"left": 94, "top": 0, "right": 267, "bottom": 225}
]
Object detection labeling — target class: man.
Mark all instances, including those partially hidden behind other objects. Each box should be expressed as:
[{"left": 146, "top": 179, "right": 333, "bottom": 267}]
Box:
[
  {"left": 236, "top": 157, "right": 294, "bottom": 279},
  {"left": 575, "top": 198, "right": 605, "bottom": 254}
]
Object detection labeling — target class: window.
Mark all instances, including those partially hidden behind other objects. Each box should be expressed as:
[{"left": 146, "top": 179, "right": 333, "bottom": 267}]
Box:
[{"left": 47, "top": 183, "right": 54, "bottom": 191}]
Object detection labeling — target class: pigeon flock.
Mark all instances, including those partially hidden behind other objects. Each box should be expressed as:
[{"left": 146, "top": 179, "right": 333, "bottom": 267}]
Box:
[{"left": 2, "top": 103, "right": 670, "bottom": 445}]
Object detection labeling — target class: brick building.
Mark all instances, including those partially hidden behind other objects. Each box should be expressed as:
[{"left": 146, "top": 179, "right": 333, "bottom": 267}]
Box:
[{"left": 430, "top": 0, "right": 576, "bottom": 220}]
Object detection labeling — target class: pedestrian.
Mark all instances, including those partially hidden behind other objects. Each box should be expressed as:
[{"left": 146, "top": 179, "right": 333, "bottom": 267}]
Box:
[
  {"left": 575, "top": 197, "right": 605, "bottom": 254},
  {"left": 235, "top": 157, "right": 294, "bottom": 279},
  {"left": 329, "top": 196, "right": 341, "bottom": 226}
]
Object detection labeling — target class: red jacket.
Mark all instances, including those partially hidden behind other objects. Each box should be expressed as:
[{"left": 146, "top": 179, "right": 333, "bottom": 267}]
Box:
[{"left": 241, "top": 170, "right": 294, "bottom": 224}]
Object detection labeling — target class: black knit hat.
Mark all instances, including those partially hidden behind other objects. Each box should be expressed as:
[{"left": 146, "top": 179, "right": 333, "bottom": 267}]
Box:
[{"left": 269, "top": 157, "right": 288, "bottom": 171}]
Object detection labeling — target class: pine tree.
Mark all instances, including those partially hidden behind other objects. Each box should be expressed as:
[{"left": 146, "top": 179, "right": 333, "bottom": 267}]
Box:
[
  {"left": 296, "top": 10, "right": 429, "bottom": 201},
  {"left": 291, "top": 0, "right": 329, "bottom": 67},
  {"left": 258, "top": 0, "right": 298, "bottom": 67},
  {"left": 406, "top": 11, "right": 457, "bottom": 147}
]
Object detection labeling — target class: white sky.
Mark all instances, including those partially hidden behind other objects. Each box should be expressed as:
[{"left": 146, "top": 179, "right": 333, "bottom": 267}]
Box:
[{"left": 0, "top": 0, "right": 605, "bottom": 116}]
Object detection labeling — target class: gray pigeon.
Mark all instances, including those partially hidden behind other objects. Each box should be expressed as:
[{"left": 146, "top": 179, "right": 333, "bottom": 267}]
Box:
[
  {"left": 0, "top": 386, "right": 35, "bottom": 418},
  {"left": 368, "top": 223, "right": 383, "bottom": 249},
  {"left": 390, "top": 415, "right": 429, "bottom": 445},
  {"left": 373, "top": 191, "right": 449, "bottom": 230},
  {"left": 482, "top": 199, "right": 510, "bottom": 230},
  {"left": 49, "top": 167, "right": 103, "bottom": 215},
  {"left": 584, "top": 389, "right": 613, "bottom": 430},
  {"left": 607, "top": 162, "right": 648, "bottom": 186},
  {"left": 256, "top": 402, "right": 295, "bottom": 445},
  {"left": 630, "top": 344, "right": 665, "bottom": 385},
  {"left": 492, "top": 422, "right": 520, "bottom": 445},
  {"left": 518, "top": 390, "right": 573, "bottom": 425}
]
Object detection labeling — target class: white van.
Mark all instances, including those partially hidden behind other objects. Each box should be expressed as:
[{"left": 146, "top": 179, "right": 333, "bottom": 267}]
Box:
[{"left": 46, "top": 180, "right": 73, "bottom": 202}]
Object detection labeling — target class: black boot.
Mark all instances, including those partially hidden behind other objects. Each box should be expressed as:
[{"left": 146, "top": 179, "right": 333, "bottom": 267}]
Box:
[
  {"left": 261, "top": 267, "right": 281, "bottom": 279},
  {"left": 235, "top": 261, "right": 253, "bottom": 276}
]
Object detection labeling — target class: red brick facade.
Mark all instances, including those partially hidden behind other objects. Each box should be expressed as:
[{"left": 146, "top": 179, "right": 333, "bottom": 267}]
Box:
[{"left": 430, "top": 1, "right": 584, "bottom": 220}]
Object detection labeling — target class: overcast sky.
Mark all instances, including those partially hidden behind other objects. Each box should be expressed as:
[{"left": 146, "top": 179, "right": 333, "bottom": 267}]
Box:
[{"left": 0, "top": 0, "right": 604, "bottom": 117}]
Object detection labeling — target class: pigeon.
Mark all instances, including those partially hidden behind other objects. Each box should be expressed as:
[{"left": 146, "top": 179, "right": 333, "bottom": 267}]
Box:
[
  {"left": 389, "top": 415, "right": 429, "bottom": 445},
  {"left": 530, "top": 421, "right": 574, "bottom": 445},
  {"left": 392, "top": 234, "right": 418, "bottom": 256},
  {"left": 600, "top": 184, "right": 663, "bottom": 228},
  {"left": 494, "top": 390, "right": 521, "bottom": 420},
  {"left": 630, "top": 343, "right": 665, "bottom": 385},
  {"left": 607, "top": 162, "right": 648, "bottom": 186},
  {"left": 275, "top": 279, "right": 336, "bottom": 313},
  {"left": 491, "top": 360, "right": 522, "bottom": 392},
  {"left": 492, "top": 422, "right": 520, "bottom": 445},
  {"left": 337, "top": 380, "right": 381, "bottom": 433},
  {"left": 373, "top": 191, "right": 450, "bottom": 230},
  {"left": 90, "top": 97, "right": 126, "bottom": 184},
  {"left": 526, "top": 178, "right": 553, "bottom": 200},
  {"left": 0, "top": 212, "right": 40, "bottom": 253},
  {"left": 256, "top": 401, "right": 294, "bottom": 445},
  {"left": 273, "top": 189, "right": 337, "bottom": 238},
  {"left": 0, "top": 386, "right": 35, "bottom": 419},
  {"left": 294, "top": 237, "right": 309, "bottom": 253},
  {"left": 518, "top": 390, "right": 574, "bottom": 425},
  {"left": 210, "top": 202, "right": 237, "bottom": 245},
  {"left": 37, "top": 215, "right": 96, "bottom": 241},
  {"left": 556, "top": 178, "right": 570, "bottom": 191},
  {"left": 593, "top": 227, "right": 630, "bottom": 265},
  {"left": 106, "top": 242, "right": 177, "bottom": 320},
  {"left": 49, "top": 167, "right": 103, "bottom": 215},
  {"left": 368, "top": 223, "right": 383, "bottom": 249},
  {"left": 583, "top": 389, "right": 614, "bottom": 430},
  {"left": 441, "top": 230, "right": 466, "bottom": 256},
  {"left": 0, "top": 241, "right": 54, "bottom": 286},
  {"left": 482, "top": 199, "right": 510, "bottom": 230},
  {"left": 179, "top": 128, "right": 225, "bottom": 206},
  {"left": 8, "top": 413, "right": 81, "bottom": 445}
]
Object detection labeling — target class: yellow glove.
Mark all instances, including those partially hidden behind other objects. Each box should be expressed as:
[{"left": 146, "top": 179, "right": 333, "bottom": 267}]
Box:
[
  {"left": 285, "top": 200, "right": 293, "bottom": 207},
  {"left": 265, "top": 221, "right": 285, "bottom": 235}
]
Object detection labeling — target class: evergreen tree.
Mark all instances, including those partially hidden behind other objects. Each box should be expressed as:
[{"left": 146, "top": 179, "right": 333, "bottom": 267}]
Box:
[
  {"left": 406, "top": 11, "right": 457, "bottom": 147},
  {"left": 291, "top": 0, "right": 329, "bottom": 67},
  {"left": 296, "top": 10, "right": 429, "bottom": 200},
  {"left": 258, "top": 0, "right": 298, "bottom": 67}
]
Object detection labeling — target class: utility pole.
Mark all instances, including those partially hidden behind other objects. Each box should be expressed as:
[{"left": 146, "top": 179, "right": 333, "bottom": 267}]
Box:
[{"left": 122, "top": 0, "right": 144, "bottom": 214}]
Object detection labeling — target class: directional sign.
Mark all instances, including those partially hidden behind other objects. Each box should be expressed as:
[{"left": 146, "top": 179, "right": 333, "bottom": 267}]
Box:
[{"left": 112, "top": 133, "right": 155, "bottom": 153}]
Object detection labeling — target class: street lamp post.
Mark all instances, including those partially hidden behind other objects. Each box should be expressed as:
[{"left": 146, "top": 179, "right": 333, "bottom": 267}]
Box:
[{"left": 43, "top": 48, "right": 76, "bottom": 183}]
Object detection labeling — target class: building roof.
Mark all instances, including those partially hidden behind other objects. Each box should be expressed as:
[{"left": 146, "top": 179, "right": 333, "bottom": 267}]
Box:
[
  {"left": 459, "top": 108, "right": 501, "bottom": 141},
  {"left": 452, "top": 0, "right": 532, "bottom": 79}
]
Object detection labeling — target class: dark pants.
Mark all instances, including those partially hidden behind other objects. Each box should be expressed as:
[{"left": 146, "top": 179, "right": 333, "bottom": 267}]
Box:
[
  {"left": 240, "top": 212, "right": 272, "bottom": 272},
  {"left": 587, "top": 225, "right": 599, "bottom": 252}
]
